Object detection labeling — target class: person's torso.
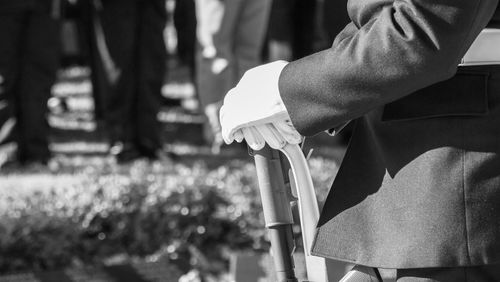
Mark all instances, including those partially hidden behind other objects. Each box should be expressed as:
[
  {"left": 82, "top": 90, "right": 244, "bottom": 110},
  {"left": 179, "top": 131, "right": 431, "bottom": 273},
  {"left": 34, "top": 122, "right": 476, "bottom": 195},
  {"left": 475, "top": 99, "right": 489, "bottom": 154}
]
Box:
[{"left": 312, "top": 64, "right": 500, "bottom": 268}]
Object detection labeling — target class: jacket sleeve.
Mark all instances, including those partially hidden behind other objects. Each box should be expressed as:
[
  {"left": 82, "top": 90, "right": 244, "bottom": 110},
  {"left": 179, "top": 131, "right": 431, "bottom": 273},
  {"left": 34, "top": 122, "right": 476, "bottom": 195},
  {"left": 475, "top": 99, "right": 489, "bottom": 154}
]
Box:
[{"left": 279, "top": 0, "right": 499, "bottom": 136}]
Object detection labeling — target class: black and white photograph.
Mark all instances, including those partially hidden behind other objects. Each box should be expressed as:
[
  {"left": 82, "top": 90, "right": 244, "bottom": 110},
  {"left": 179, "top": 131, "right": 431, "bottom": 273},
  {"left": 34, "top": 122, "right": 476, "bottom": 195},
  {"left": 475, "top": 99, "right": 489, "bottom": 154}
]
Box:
[{"left": 1, "top": 0, "right": 499, "bottom": 281}]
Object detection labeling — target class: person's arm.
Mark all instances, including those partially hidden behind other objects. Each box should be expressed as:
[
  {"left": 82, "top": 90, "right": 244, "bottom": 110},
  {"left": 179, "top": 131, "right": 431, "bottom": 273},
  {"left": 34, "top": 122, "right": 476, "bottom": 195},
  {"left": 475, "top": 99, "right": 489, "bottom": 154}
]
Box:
[{"left": 279, "top": 0, "right": 499, "bottom": 136}]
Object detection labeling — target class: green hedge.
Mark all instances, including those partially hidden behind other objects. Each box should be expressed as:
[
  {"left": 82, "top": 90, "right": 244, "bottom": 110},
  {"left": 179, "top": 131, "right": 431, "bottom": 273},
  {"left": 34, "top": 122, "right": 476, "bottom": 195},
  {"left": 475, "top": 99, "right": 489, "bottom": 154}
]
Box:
[{"left": 0, "top": 156, "right": 337, "bottom": 276}]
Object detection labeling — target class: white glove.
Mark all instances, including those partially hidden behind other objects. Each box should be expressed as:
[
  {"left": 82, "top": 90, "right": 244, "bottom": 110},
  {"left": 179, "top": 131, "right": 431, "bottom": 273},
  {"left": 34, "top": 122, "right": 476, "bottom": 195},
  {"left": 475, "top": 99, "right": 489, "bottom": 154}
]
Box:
[
  {"left": 232, "top": 121, "right": 302, "bottom": 150},
  {"left": 220, "top": 61, "right": 302, "bottom": 150}
]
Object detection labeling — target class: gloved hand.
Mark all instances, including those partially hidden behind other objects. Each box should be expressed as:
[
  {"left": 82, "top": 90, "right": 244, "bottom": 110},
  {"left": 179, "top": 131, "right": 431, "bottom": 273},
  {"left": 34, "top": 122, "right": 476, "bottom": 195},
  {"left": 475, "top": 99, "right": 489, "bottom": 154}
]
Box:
[
  {"left": 219, "top": 61, "right": 302, "bottom": 150},
  {"left": 232, "top": 121, "right": 303, "bottom": 150}
]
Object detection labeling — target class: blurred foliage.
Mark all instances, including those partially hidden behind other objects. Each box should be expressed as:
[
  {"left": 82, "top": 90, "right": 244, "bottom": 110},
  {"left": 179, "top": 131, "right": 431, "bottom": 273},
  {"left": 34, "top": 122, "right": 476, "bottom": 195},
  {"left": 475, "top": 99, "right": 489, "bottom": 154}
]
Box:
[{"left": 0, "top": 155, "right": 337, "bottom": 277}]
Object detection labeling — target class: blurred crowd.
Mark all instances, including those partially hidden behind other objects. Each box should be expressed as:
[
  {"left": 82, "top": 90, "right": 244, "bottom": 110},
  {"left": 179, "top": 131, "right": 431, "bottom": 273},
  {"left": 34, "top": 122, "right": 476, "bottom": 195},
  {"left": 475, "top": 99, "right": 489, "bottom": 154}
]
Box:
[{"left": 0, "top": 0, "right": 349, "bottom": 169}]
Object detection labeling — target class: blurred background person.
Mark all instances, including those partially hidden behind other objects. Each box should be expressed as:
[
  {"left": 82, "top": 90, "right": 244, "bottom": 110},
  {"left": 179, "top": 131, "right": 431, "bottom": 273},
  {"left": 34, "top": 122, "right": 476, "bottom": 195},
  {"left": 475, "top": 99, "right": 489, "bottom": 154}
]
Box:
[
  {"left": 173, "top": 0, "right": 197, "bottom": 82},
  {"left": 0, "top": 0, "right": 62, "bottom": 168},
  {"left": 266, "top": 0, "right": 350, "bottom": 61},
  {"left": 80, "top": 0, "right": 169, "bottom": 163},
  {"left": 267, "top": 0, "right": 317, "bottom": 62},
  {"left": 195, "top": 0, "right": 272, "bottom": 153},
  {"left": 73, "top": 0, "right": 109, "bottom": 124}
]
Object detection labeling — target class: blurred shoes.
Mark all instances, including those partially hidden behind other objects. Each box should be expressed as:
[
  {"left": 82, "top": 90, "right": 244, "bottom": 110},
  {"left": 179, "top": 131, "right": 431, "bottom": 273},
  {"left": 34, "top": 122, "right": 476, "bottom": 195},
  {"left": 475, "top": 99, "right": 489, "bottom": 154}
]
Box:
[
  {"left": 0, "top": 154, "right": 57, "bottom": 172},
  {"left": 110, "top": 142, "right": 146, "bottom": 163},
  {"left": 0, "top": 158, "right": 21, "bottom": 170},
  {"left": 20, "top": 159, "right": 55, "bottom": 173},
  {"left": 110, "top": 142, "right": 177, "bottom": 164}
]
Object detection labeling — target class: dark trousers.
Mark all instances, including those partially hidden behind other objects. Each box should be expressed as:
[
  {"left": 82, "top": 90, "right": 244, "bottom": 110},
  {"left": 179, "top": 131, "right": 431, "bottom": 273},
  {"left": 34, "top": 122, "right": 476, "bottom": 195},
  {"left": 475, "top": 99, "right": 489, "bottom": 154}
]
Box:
[
  {"left": 89, "top": 0, "right": 167, "bottom": 150},
  {"left": 76, "top": 0, "right": 107, "bottom": 121},
  {"left": 0, "top": 0, "right": 60, "bottom": 162},
  {"left": 395, "top": 265, "right": 500, "bottom": 281},
  {"left": 267, "top": 0, "right": 317, "bottom": 60},
  {"left": 173, "top": 0, "right": 196, "bottom": 79}
]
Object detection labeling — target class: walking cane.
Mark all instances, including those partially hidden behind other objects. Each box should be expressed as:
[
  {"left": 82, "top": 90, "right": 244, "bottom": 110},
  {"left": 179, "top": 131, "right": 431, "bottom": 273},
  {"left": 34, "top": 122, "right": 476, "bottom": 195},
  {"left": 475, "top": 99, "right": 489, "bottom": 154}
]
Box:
[{"left": 250, "top": 143, "right": 382, "bottom": 282}]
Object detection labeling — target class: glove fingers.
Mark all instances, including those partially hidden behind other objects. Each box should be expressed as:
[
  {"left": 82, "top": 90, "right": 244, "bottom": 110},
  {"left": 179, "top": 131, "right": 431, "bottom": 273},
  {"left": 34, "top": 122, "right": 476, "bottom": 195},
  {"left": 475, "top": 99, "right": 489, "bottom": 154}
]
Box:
[
  {"left": 241, "top": 127, "right": 254, "bottom": 146},
  {"left": 274, "top": 120, "right": 297, "bottom": 135},
  {"left": 222, "top": 129, "right": 234, "bottom": 144},
  {"left": 242, "top": 127, "right": 265, "bottom": 150},
  {"left": 250, "top": 127, "right": 266, "bottom": 150},
  {"left": 233, "top": 130, "right": 244, "bottom": 143},
  {"left": 256, "top": 124, "right": 286, "bottom": 149},
  {"left": 222, "top": 128, "right": 234, "bottom": 145}
]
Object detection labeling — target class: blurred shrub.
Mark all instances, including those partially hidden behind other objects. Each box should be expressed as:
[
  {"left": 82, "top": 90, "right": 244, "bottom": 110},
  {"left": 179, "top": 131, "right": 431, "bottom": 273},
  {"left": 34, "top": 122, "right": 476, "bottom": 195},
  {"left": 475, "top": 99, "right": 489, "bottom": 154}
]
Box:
[{"left": 0, "top": 156, "right": 337, "bottom": 276}]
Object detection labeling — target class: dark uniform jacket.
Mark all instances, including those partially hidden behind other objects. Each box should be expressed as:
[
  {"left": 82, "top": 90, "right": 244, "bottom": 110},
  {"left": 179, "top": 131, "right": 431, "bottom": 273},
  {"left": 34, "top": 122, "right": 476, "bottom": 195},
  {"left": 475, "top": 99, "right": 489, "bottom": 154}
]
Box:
[{"left": 279, "top": 0, "right": 500, "bottom": 268}]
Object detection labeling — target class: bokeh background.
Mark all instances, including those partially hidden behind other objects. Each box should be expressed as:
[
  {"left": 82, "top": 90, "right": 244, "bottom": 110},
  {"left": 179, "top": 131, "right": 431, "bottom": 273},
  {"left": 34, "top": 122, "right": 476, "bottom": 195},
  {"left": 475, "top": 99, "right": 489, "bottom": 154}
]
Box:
[{"left": 0, "top": 0, "right": 357, "bottom": 281}]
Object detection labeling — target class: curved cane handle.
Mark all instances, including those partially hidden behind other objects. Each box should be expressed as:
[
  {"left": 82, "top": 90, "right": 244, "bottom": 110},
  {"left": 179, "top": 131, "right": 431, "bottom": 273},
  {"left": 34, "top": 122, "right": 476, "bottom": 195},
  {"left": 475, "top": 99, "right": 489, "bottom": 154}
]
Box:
[{"left": 279, "top": 144, "right": 328, "bottom": 282}]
